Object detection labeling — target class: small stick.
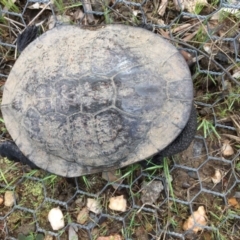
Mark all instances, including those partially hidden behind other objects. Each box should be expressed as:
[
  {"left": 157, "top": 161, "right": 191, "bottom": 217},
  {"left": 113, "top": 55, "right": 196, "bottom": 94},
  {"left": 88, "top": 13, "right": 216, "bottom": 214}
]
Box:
[
  {"left": 158, "top": 0, "right": 168, "bottom": 16},
  {"left": 82, "top": 0, "right": 95, "bottom": 24}
]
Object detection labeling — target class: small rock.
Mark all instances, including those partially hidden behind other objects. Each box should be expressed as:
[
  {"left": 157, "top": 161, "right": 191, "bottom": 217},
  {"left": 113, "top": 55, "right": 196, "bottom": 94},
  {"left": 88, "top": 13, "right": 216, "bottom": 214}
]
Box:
[
  {"left": 109, "top": 195, "right": 127, "bottom": 212},
  {"left": 77, "top": 207, "right": 89, "bottom": 224},
  {"left": 102, "top": 170, "right": 123, "bottom": 189},
  {"left": 183, "top": 206, "right": 207, "bottom": 233},
  {"left": 97, "top": 234, "right": 122, "bottom": 240},
  {"left": 44, "top": 235, "right": 54, "bottom": 240},
  {"left": 87, "top": 198, "right": 102, "bottom": 214},
  {"left": 4, "top": 191, "right": 15, "bottom": 207},
  {"left": 75, "top": 197, "right": 84, "bottom": 208},
  {"left": 234, "top": 192, "right": 240, "bottom": 198},
  {"left": 135, "top": 226, "right": 149, "bottom": 240},
  {"left": 141, "top": 180, "right": 164, "bottom": 204},
  {"left": 211, "top": 169, "right": 222, "bottom": 184},
  {"left": 48, "top": 207, "right": 65, "bottom": 231},
  {"left": 187, "top": 171, "right": 198, "bottom": 180},
  {"left": 193, "top": 140, "right": 203, "bottom": 157},
  {"left": 221, "top": 140, "right": 234, "bottom": 157}
]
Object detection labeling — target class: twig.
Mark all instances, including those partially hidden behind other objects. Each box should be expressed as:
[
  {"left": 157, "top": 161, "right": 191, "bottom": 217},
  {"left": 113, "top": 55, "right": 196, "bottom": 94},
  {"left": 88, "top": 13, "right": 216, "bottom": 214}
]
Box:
[
  {"left": 27, "top": 1, "right": 51, "bottom": 27},
  {"left": 158, "top": 0, "right": 168, "bottom": 16},
  {"left": 82, "top": 0, "right": 95, "bottom": 24}
]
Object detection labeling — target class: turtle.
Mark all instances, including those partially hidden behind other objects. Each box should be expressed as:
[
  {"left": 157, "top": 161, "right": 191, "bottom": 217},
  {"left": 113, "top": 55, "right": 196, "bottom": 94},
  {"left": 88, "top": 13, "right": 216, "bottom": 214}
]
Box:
[{"left": 0, "top": 24, "right": 197, "bottom": 177}]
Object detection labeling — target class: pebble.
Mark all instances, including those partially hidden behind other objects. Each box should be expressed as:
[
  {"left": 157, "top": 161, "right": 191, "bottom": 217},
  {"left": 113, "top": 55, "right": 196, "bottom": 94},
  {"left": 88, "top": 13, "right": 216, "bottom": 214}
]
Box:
[
  {"left": 4, "top": 191, "right": 15, "bottom": 207},
  {"left": 48, "top": 207, "right": 65, "bottom": 231},
  {"left": 87, "top": 198, "right": 102, "bottom": 214},
  {"left": 141, "top": 180, "right": 164, "bottom": 204},
  {"left": 77, "top": 207, "right": 89, "bottom": 224},
  {"left": 109, "top": 195, "right": 127, "bottom": 212}
]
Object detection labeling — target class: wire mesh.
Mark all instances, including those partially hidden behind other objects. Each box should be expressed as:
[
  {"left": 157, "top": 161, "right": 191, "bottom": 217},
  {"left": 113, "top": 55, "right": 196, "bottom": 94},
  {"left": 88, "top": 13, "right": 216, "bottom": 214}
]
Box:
[{"left": 0, "top": 0, "right": 240, "bottom": 239}]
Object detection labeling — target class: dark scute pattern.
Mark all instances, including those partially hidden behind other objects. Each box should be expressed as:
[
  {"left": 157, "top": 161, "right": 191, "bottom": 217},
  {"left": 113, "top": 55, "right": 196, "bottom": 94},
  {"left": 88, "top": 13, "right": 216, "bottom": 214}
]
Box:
[
  {"left": 23, "top": 108, "right": 42, "bottom": 141},
  {"left": 95, "top": 109, "right": 142, "bottom": 157}
]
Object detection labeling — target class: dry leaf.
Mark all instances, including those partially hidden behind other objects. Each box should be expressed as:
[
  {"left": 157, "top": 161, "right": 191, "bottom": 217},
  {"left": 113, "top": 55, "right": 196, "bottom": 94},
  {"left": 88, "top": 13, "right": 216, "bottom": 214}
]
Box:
[
  {"left": 221, "top": 140, "right": 234, "bottom": 157},
  {"left": 183, "top": 206, "right": 207, "bottom": 233},
  {"left": 77, "top": 207, "right": 89, "bottom": 224},
  {"left": 68, "top": 225, "right": 78, "bottom": 240},
  {"left": 48, "top": 15, "right": 71, "bottom": 30},
  {"left": 28, "top": 2, "right": 51, "bottom": 10},
  {"left": 211, "top": 169, "right": 222, "bottom": 184},
  {"left": 44, "top": 235, "right": 54, "bottom": 240},
  {"left": 158, "top": 0, "right": 168, "bottom": 16},
  {"left": 102, "top": 170, "right": 123, "bottom": 189},
  {"left": 203, "top": 43, "right": 213, "bottom": 54},
  {"left": 72, "top": 9, "right": 84, "bottom": 21},
  {"left": 174, "top": 0, "right": 208, "bottom": 13},
  {"left": 87, "top": 198, "right": 102, "bottom": 214},
  {"left": 228, "top": 197, "right": 240, "bottom": 209},
  {"left": 184, "top": 0, "right": 208, "bottom": 13},
  {"left": 97, "top": 234, "right": 122, "bottom": 240},
  {"left": 232, "top": 71, "right": 240, "bottom": 80},
  {"left": 109, "top": 195, "right": 127, "bottom": 212}
]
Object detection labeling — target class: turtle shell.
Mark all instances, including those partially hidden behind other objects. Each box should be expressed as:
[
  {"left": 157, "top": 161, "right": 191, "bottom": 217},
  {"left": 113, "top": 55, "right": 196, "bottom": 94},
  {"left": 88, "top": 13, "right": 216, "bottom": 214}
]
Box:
[{"left": 1, "top": 24, "right": 193, "bottom": 177}]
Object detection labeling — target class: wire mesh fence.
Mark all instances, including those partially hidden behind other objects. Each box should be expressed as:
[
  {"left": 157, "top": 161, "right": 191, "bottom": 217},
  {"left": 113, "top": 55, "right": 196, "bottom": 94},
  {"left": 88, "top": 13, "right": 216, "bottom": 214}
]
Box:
[{"left": 0, "top": 0, "right": 240, "bottom": 239}]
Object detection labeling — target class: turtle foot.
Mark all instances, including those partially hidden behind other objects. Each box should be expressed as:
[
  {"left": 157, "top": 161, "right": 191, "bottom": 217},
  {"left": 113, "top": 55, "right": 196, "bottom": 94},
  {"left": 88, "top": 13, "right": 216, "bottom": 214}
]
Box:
[{"left": 0, "top": 141, "right": 38, "bottom": 169}]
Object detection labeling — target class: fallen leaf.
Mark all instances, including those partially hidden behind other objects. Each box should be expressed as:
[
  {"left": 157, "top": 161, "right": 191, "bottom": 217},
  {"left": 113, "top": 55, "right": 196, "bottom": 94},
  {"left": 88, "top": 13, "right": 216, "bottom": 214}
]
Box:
[
  {"left": 28, "top": 2, "right": 51, "bottom": 10},
  {"left": 183, "top": 206, "right": 207, "bottom": 233},
  {"left": 87, "top": 198, "right": 102, "bottom": 214},
  {"left": 102, "top": 170, "right": 123, "bottom": 189},
  {"left": 228, "top": 197, "right": 240, "bottom": 209},
  {"left": 174, "top": 0, "right": 208, "bottom": 13},
  {"left": 221, "top": 140, "right": 234, "bottom": 157},
  {"left": 77, "top": 207, "right": 89, "bottom": 224},
  {"left": 72, "top": 8, "right": 84, "bottom": 21},
  {"left": 203, "top": 43, "right": 213, "bottom": 54},
  {"left": 211, "top": 169, "right": 222, "bottom": 184},
  {"left": 232, "top": 70, "right": 240, "bottom": 80},
  {"left": 109, "top": 195, "right": 127, "bottom": 212},
  {"left": 135, "top": 226, "right": 149, "bottom": 240},
  {"left": 48, "top": 15, "right": 72, "bottom": 29},
  {"left": 184, "top": 0, "right": 208, "bottom": 13},
  {"left": 68, "top": 225, "right": 78, "bottom": 240},
  {"left": 158, "top": 0, "right": 168, "bottom": 16}
]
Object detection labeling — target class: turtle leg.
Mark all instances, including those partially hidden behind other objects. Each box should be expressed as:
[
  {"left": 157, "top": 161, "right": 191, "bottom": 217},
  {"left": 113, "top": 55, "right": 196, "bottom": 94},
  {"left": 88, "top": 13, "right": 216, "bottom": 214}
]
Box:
[
  {"left": 141, "top": 105, "right": 197, "bottom": 167},
  {"left": 17, "top": 25, "right": 38, "bottom": 52},
  {"left": 0, "top": 141, "right": 38, "bottom": 169}
]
